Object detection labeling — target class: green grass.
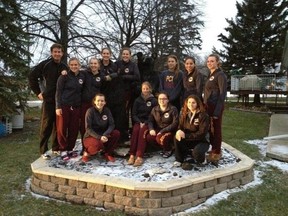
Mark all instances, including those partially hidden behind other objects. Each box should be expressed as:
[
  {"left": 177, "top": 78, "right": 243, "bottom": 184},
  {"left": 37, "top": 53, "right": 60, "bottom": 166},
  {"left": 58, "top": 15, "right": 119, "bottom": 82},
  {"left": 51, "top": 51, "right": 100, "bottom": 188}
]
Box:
[{"left": 0, "top": 104, "right": 287, "bottom": 216}]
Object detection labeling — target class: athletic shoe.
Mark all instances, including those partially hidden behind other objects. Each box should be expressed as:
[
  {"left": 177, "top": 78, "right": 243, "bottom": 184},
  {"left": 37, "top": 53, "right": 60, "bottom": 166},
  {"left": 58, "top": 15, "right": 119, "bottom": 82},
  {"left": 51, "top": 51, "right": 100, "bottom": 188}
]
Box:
[
  {"left": 104, "top": 153, "right": 115, "bottom": 162},
  {"left": 61, "top": 151, "right": 70, "bottom": 161},
  {"left": 41, "top": 153, "right": 51, "bottom": 160},
  {"left": 68, "top": 151, "right": 78, "bottom": 158},
  {"left": 162, "top": 151, "right": 173, "bottom": 158},
  {"left": 52, "top": 151, "right": 61, "bottom": 156},
  {"left": 173, "top": 161, "right": 181, "bottom": 167},
  {"left": 82, "top": 155, "right": 90, "bottom": 163}
]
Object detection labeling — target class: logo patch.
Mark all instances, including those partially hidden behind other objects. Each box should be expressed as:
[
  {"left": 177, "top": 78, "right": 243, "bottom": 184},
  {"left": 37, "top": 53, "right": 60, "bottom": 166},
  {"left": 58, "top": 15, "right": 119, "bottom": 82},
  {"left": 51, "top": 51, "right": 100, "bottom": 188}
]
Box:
[
  {"left": 209, "top": 76, "right": 214, "bottom": 81},
  {"left": 164, "top": 113, "right": 169, "bottom": 118},
  {"left": 79, "top": 79, "right": 83, "bottom": 84},
  {"left": 146, "top": 101, "right": 151, "bottom": 107},
  {"left": 96, "top": 77, "right": 101, "bottom": 82},
  {"left": 102, "top": 115, "right": 108, "bottom": 120},
  {"left": 188, "top": 77, "right": 193, "bottom": 82},
  {"left": 124, "top": 68, "right": 129, "bottom": 73},
  {"left": 165, "top": 75, "right": 174, "bottom": 82}
]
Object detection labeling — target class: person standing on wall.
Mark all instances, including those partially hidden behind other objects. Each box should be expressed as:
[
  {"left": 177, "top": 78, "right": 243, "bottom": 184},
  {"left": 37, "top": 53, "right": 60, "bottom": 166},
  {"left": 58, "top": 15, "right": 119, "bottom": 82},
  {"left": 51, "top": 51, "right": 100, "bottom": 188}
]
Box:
[
  {"left": 182, "top": 56, "right": 203, "bottom": 102},
  {"left": 203, "top": 54, "right": 227, "bottom": 163},
  {"left": 29, "top": 43, "right": 68, "bottom": 160},
  {"left": 80, "top": 57, "right": 104, "bottom": 154},
  {"left": 115, "top": 47, "right": 141, "bottom": 143},
  {"left": 159, "top": 55, "right": 183, "bottom": 111},
  {"left": 55, "top": 57, "right": 85, "bottom": 161}
]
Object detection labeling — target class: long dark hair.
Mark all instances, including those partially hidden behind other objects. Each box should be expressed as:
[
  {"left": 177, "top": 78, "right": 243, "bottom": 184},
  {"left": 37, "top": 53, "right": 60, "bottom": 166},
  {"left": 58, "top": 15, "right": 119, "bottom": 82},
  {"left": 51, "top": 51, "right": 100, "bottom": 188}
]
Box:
[
  {"left": 167, "top": 55, "right": 180, "bottom": 79},
  {"left": 180, "top": 95, "right": 204, "bottom": 123}
]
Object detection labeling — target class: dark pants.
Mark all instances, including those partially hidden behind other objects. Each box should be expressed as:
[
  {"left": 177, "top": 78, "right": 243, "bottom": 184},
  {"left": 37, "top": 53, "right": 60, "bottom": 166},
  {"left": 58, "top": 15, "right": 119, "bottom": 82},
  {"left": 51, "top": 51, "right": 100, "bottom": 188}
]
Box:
[
  {"left": 109, "top": 102, "right": 129, "bottom": 142},
  {"left": 174, "top": 139, "right": 210, "bottom": 163},
  {"left": 146, "top": 130, "right": 174, "bottom": 151},
  {"left": 129, "top": 123, "right": 149, "bottom": 157},
  {"left": 83, "top": 130, "right": 120, "bottom": 155},
  {"left": 39, "top": 101, "right": 58, "bottom": 154},
  {"left": 206, "top": 103, "right": 224, "bottom": 154},
  {"left": 56, "top": 106, "right": 80, "bottom": 151}
]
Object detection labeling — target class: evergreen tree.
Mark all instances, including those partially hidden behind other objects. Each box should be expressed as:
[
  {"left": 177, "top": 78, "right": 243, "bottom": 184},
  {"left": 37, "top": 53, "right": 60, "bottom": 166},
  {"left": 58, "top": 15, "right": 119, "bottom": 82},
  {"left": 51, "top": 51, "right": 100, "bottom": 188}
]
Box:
[{"left": 0, "top": 0, "right": 31, "bottom": 115}]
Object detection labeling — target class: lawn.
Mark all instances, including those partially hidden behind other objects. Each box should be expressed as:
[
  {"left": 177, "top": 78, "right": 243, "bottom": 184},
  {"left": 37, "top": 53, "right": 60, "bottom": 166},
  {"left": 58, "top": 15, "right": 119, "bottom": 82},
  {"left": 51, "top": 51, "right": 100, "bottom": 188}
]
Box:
[{"left": 0, "top": 104, "right": 287, "bottom": 216}]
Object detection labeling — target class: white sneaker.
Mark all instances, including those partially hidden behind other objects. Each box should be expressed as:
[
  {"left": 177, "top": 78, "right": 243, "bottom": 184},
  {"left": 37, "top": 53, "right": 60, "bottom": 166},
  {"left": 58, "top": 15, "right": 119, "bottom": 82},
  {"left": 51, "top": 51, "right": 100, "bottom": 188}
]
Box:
[
  {"left": 52, "top": 151, "right": 61, "bottom": 156},
  {"left": 173, "top": 161, "right": 181, "bottom": 167},
  {"left": 41, "top": 153, "right": 51, "bottom": 160}
]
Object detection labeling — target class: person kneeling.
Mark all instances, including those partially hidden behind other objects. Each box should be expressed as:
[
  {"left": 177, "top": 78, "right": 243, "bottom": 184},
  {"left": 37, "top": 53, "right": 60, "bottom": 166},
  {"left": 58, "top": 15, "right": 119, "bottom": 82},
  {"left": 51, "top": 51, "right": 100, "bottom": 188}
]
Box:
[
  {"left": 82, "top": 94, "right": 120, "bottom": 163},
  {"left": 174, "top": 95, "right": 210, "bottom": 168}
]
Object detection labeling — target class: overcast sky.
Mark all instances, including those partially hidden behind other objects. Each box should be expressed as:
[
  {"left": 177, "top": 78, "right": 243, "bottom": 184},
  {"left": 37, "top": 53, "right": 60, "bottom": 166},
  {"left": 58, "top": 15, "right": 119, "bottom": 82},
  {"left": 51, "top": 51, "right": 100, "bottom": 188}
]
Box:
[{"left": 197, "top": 0, "right": 242, "bottom": 57}]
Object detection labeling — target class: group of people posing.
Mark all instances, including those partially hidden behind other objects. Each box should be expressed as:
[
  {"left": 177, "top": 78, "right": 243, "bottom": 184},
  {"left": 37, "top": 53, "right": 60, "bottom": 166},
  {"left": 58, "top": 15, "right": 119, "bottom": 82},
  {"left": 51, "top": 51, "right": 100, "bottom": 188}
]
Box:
[{"left": 29, "top": 43, "right": 227, "bottom": 168}]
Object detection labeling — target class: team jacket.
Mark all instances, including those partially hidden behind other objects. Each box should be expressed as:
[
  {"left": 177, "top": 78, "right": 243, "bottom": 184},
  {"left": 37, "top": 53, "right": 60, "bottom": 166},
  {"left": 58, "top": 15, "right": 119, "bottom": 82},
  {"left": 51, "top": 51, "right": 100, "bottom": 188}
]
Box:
[
  {"left": 148, "top": 104, "right": 179, "bottom": 134},
  {"left": 159, "top": 70, "right": 183, "bottom": 102},
  {"left": 29, "top": 58, "right": 68, "bottom": 103},
  {"left": 132, "top": 94, "right": 158, "bottom": 124},
  {"left": 178, "top": 110, "right": 209, "bottom": 142},
  {"left": 203, "top": 69, "right": 227, "bottom": 117},
  {"left": 183, "top": 68, "right": 203, "bottom": 100},
  {"left": 115, "top": 60, "right": 140, "bottom": 91},
  {"left": 84, "top": 106, "right": 115, "bottom": 139},
  {"left": 82, "top": 69, "right": 104, "bottom": 103},
  {"left": 100, "top": 60, "right": 125, "bottom": 105},
  {"left": 55, "top": 70, "right": 85, "bottom": 109}
]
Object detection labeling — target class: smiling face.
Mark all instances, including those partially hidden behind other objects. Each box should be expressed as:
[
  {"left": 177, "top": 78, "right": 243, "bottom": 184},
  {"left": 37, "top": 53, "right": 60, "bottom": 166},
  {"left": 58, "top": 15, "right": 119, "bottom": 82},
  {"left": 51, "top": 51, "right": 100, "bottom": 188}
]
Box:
[
  {"left": 89, "top": 58, "right": 99, "bottom": 72},
  {"left": 187, "top": 98, "right": 198, "bottom": 112},
  {"left": 141, "top": 83, "right": 151, "bottom": 97},
  {"left": 207, "top": 56, "right": 218, "bottom": 72},
  {"left": 167, "top": 57, "right": 177, "bottom": 71},
  {"left": 51, "top": 48, "right": 63, "bottom": 63},
  {"left": 69, "top": 59, "right": 80, "bottom": 73},
  {"left": 93, "top": 95, "right": 106, "bottom": 110},
  {"left": 158, "top": 93, "right": 169, "bottom": 108},
  {"left": 121, "top": 49, "right": 131, "bottom": 62},
  {"left": 101, "top": 48, "right": 111, "bottom": 61},
  {"left": 185, "top": 58, "right": 195, "bottom": 73}
]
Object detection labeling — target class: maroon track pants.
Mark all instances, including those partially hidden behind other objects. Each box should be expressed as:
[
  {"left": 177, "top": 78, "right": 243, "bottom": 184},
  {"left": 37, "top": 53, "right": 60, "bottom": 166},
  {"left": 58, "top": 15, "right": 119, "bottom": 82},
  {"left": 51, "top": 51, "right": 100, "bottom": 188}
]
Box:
[
  {"left": 146, "top": 130, "right": 174, "bottom": 151},
  {"left": 129, "top": 123, "right": 149, "bottom": 157}
]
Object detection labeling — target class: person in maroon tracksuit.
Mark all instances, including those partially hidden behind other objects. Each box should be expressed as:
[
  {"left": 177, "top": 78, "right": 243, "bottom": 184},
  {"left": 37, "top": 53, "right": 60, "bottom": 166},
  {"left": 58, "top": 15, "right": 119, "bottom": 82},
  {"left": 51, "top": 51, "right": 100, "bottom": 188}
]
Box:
[
  {"left": 182, "top": 56, "right": 203, "bottom": 102},
  {"left": 80, "top": 57, "right": 104, "bottom": 154},
  {"left": 55, "top": 57, "right": 85, "bottom": 160},
  {"left": 146, "top": 92, "right": 179, "bottom": 158},
  {"left": 115, "top": 47, "right": 141, "bottom": 142},
  {"left": 203, "top": 54, "right": 227, "bottom": 163},
  {"left": 127, "top": 81, "right": 158, "bottom": 166},
  {"left": 174, "top": 95, "right": 210, "bottom": 167},
  {"left": 82, "top": 93, "right": 120, "bottom": 163}
]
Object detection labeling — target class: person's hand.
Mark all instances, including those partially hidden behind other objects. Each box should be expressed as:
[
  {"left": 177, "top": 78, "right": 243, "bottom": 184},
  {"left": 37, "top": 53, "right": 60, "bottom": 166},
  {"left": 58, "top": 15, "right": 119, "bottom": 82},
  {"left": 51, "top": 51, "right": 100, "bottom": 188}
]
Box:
[
  {"left": 101, "top": 136, "right": 108, "bottom": 143},
  {"left": 56, "top": 109, "right": 62, "bottom": 116},
  {"left": 140, "top": 122, "right": 145, "bottom": 128},
  {"left": 175, "top": 130, "right": 185, "bottom": 141},
  {"left": 105, "top": 75, "right": 112, "bottom": 81},
  {"left": 149, "top": 130, "right": 156, "bottom": 136},
  {"left": 37, "top": 93, "right": 43, "bottom": 100},
  {"left": 213, "top": 116, "right": 219, "bottom": 119},
  {"left": 61, "top": 70, "right": 67, "bottom": 75}
]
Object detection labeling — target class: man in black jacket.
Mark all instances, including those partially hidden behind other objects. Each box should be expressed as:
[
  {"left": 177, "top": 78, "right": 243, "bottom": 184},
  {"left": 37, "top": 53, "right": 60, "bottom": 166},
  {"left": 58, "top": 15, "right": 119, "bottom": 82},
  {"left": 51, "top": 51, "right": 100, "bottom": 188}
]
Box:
[{"left": 29, "top": 43, "right": 68, "bottom": 159}]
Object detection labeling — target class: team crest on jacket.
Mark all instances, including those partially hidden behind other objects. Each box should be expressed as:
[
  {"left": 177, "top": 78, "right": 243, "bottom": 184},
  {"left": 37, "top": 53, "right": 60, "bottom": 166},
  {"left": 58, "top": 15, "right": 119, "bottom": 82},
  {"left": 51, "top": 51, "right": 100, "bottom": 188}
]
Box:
[
  {"left": 194, "top": 118, "right": 199, "bottom": 125},
  {"left": 164, "top": 113, "right": 169, "bottom": 118},
  {"left": 102, "top": 115, "right": 108, "bottom": 120},
  {"left": 146, "top": 101, "right": 151, "bottom": 107},
  {"left": 79, "top": 79, "right": 84, "bottom": 84},
  {"left": 96, "top": 77, "right": 101, "bottom": 82},
  {"left": 124, "top": 68, "right": 129, "bottom": 73},
  {"left": 188, "top": 77, "right": 193, "bottom": 82},
  {"left": 209, "top": 76, "right": 214, "bottom": 81}
]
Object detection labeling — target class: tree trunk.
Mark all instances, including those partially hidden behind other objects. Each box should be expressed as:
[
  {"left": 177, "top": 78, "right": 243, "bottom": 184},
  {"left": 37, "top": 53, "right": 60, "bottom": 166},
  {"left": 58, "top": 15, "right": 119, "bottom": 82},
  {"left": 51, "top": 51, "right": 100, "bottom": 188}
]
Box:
[
  {"left": 60, "top": 0, "right": 68, "bottom": 64},
  {"left": 253, "top": 94, "right": 261, "bottom": 104}
]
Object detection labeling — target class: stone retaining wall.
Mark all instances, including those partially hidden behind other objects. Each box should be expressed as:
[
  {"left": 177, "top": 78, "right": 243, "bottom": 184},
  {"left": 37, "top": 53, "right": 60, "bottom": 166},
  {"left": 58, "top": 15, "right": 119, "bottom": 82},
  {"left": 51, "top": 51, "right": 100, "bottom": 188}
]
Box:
[{"left": 30, "top": 143, "right": 254, "bottom": 215}]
